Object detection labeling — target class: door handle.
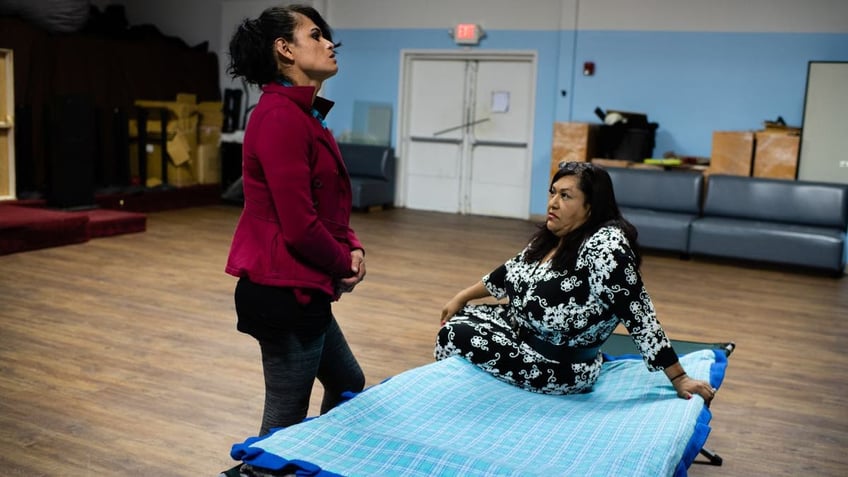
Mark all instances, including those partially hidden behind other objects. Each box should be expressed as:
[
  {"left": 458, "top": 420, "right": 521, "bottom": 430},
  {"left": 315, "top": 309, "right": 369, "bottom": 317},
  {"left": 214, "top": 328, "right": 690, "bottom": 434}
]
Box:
[
  {"left": 432, "top": 117, "right": 490, "bottom": 136},
  {"left": 409, "top": 136, "right": 463, "bottom": 144},
  {"left": 472, "top": 140, "right": 527, "bottom": 148}
]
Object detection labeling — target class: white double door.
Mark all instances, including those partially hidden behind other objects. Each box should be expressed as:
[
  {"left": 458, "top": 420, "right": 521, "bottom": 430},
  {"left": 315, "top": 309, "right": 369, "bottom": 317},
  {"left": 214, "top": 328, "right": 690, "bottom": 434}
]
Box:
[{"left": 400, "top": 52, "right": 536, "bottom": 219}]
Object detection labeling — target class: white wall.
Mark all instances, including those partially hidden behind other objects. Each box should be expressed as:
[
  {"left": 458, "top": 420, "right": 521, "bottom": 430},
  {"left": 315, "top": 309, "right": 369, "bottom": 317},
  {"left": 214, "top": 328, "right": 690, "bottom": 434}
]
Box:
[
  {"left": 326, "top": 0, "right": 848, "bottom": 32},
  {"left": 327, "top": 0, "right": 568, "bottom": 30},
  {"left": 578, "top": 0, "right": 848, "bottom": 32},
  {"left": 113, "top": 0, "right": 848, "bottom": 99}
]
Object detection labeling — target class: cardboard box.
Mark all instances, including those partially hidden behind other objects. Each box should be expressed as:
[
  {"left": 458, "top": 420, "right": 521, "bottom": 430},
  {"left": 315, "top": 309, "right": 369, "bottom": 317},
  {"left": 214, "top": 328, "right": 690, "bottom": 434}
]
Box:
[
  {"left": 197, "top": 101, "right": 224, "bottom": 155},
  {"left": 129, "top": 100, "right": 197, "bottom": 135},
  {"left": 195, "top": 143, "right": 220, "bottom": 184},
  {"left": 176, "top": 93, "right": 197, "bottom": 105},
  {"left": 127, "top": 93, "right": 205, "bottom": 186},
  {"left": 551, "top": 122, "right": 599, "bottom": 178},
  {"left": 753, "top": 131, "right": 800, "bottom": 180},
  {"left": 197, "top": 101, "right": 224, "bottom": 127},
  {"left": 129, "top": 143, "right": 196, "bottom": 188},
  {"left": 709, "top": 131, "right": 755, "bottom": 176},
  {"left": 131, "top": 116, "right": 198, "bottom": 168}
]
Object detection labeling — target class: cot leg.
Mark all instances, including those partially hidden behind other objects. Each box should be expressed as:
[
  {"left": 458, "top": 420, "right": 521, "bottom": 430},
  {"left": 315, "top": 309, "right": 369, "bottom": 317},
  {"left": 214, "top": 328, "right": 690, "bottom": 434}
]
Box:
[{"left": 699, "top": 447, "right": 723, "bottom": 466}]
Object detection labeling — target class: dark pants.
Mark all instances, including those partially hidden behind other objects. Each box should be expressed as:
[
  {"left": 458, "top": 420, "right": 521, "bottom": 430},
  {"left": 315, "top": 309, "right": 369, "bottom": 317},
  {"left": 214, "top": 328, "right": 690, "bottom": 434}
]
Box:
[{"left": 235, "top": 278, "right": 364, "bottom": 436}]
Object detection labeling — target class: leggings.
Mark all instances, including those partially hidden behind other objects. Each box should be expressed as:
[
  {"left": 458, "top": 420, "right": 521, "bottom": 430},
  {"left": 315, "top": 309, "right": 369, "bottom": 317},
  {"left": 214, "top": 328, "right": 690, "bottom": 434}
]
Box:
[
  {"left": 234, "top": 278, "right": 364, "bottom": 436},
  {"left": 258, "top": 318, "right": 363, "bottom": 435}
]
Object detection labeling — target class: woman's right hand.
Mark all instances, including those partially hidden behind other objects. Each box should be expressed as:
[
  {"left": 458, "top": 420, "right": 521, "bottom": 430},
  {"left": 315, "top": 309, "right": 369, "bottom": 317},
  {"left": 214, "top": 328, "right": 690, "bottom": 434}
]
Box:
[
  {"left": 440, "top": 296, "right": 466, "bottom": 325},
  {"left": 440, "top": 281, "right": 491, "bottom": 325}
]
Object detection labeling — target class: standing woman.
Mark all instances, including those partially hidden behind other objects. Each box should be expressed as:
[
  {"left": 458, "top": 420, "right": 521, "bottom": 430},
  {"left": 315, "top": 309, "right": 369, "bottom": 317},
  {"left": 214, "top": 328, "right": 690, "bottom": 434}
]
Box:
[{"left": 225, "top": 5, "right": 366, "bottom": 437}]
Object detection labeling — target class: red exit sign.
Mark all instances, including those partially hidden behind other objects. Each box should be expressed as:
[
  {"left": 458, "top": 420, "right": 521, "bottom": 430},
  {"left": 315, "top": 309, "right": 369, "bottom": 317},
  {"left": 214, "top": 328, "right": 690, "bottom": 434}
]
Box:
[{"left": 453, "top": 23, "right": 484, "bottom": 45}]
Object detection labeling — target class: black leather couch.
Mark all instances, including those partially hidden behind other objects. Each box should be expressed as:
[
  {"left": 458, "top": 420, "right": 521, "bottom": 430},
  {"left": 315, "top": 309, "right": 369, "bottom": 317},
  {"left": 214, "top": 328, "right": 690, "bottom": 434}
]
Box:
[
  {"left": 602, "top": 166, "right": 847, "bottom": 274},
  {"left": 689, "top": 175, "right": 848, "bottom": 274},
  {"left": 338, "top": 143, "right": 396, "bottom": 210}
]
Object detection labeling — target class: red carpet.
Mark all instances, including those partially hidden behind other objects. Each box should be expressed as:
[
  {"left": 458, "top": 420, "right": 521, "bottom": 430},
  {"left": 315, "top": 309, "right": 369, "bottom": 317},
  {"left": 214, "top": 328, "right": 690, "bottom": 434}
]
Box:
[
  {"left": 0, "top": 204, "right": 91, "bottom": 255},
  {"left": 84, "top": 208, "right": 147, "bottom": 238},
  {"left": 0, "top": 204, "right": 148, "bottom": 255},
  {"left": 1, "top": 184, "right": 223, "bottom": 255}
]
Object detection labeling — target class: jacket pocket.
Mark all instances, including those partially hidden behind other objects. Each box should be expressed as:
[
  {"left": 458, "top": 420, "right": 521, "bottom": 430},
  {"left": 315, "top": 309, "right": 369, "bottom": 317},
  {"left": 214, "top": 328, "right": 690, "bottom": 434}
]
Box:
[{"left": 319, "top": 217, "right": 348, "bottom": 240}]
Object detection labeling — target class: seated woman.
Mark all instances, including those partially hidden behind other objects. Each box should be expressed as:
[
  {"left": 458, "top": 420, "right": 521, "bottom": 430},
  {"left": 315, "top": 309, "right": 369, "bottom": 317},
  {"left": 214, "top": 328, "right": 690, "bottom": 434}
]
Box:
[{"left": 436, "top": 161, "right": 715, "bottom": 403}]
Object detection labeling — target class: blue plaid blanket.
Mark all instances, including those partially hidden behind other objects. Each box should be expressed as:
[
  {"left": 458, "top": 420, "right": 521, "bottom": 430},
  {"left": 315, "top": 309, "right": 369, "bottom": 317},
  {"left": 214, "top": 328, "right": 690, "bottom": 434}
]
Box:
[{"left": 232, "top": 349, "right": 727, "bottom": 477}]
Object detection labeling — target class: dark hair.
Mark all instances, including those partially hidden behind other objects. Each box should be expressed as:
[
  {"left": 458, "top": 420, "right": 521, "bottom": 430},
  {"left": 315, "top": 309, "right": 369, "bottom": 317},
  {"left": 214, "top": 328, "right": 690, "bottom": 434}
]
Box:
[
  {"left": 525, "top": 162, "right": 642, "bottom": 270},
  {"left": 227, "top": 4, "right": 334, "bottom": 86}
]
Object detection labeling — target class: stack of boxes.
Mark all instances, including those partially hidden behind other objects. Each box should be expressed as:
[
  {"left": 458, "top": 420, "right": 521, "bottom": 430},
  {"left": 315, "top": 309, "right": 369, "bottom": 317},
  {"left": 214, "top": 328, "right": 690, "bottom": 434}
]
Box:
[
  {"left": 128, "top": 93, "right": 223, "bottom": 188},
  {"left": 708, "top": 124, "right": 801, "bottom": 179}
]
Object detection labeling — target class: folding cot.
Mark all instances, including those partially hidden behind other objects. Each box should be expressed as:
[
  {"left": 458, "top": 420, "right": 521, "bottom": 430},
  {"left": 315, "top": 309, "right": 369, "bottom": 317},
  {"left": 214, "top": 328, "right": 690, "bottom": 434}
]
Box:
[{"left": 224, "top": 335, "right": 732, "bottom": 477}]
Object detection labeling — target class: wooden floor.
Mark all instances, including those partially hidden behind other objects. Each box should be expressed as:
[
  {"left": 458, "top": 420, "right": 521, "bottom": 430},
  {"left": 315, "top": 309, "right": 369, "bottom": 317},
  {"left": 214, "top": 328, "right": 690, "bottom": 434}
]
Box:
[{"left": 0, "top": 205, "right": 846, "bottom": 476}]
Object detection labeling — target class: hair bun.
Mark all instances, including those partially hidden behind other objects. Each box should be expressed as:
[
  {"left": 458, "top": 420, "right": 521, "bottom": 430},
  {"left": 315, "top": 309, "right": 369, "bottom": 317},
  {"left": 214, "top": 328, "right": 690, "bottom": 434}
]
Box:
[{"left": 242, "top": 17, "right": 261, "bottom": 35}]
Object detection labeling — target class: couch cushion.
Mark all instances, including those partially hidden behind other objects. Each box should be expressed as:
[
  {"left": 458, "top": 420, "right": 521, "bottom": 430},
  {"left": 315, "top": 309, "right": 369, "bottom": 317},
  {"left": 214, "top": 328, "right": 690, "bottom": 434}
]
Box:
[
  {"left": 703, "top": 175, "right": 848, "bottom": 228},
  {"left": 606, "top": 167, "right": 703, "bottom": 214},
  {"left": 620, "top": 207, "right": 693, "bottom": 253},
  {"left": 689, "top": 217, "right": 845, "bottom": 272}
]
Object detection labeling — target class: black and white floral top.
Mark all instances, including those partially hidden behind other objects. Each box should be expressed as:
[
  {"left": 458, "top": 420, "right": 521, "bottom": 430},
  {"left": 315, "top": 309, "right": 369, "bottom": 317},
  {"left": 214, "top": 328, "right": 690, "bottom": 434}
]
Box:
[{"left": 435, "top": 225, "right": 678, "bottom": 394}]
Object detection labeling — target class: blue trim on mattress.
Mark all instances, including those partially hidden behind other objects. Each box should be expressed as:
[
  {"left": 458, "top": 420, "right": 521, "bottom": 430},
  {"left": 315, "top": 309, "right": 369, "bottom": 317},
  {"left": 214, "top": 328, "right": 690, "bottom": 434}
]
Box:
[
  {"left": 230, "top": 390, "right": 366, "bottom": 475},
  {"left": 603, "top": 349, "right": 729, "bottom": 477},
  {"left": 674, "top": 350, "right": 728, "bottom": 477},
  {"left": 231, "top": 437, "right": 345, "bottom": 476}
]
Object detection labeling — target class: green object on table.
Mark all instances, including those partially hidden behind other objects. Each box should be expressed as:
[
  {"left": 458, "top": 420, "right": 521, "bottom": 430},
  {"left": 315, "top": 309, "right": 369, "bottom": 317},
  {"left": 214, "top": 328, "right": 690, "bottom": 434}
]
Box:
[{"left": 644, "top": 158, "right": 682, "bottom": 166}]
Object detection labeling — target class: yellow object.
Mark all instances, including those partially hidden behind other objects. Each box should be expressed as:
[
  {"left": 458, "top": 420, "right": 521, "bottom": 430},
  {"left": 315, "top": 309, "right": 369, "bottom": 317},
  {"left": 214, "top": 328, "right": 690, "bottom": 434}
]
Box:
[
  {"left": 644, "top": 158, "right": 682, "bottom": 166},
  {"left": 127, "top": 93, "right": 222, "bottom": 187}
]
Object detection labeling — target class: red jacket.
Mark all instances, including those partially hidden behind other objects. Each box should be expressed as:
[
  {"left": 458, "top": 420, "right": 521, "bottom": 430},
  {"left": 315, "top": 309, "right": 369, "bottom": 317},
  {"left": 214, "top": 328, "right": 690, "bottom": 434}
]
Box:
[{"left": 225, "top": 83, "right": 363, "bottom": 300}]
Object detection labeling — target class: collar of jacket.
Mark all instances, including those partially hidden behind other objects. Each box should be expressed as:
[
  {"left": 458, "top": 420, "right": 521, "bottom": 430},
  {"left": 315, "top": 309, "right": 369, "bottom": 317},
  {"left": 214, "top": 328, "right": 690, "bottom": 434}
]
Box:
[{"left": 261, "top": 82, "right": 334, "bottom": 119}]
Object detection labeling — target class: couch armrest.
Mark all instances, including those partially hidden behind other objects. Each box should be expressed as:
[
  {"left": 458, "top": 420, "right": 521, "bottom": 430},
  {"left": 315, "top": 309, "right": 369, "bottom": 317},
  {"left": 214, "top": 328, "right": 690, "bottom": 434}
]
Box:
[{"left": 339, "top": 143, "right": 395, "bottom": 182}]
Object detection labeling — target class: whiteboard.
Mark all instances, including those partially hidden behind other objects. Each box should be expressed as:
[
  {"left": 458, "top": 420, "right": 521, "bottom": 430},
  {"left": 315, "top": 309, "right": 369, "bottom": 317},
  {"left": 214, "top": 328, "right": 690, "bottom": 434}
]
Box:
[{"left": 798, "top": 61, "right": 848, "bottom": 184}]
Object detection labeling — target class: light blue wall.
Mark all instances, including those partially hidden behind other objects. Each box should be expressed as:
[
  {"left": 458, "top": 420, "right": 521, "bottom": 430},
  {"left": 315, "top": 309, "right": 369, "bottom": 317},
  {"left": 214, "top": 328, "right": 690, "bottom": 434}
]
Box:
[
  {"left": 324, "top": 28, "right": 848, "bottom": 215},
  {"left": 569, "top": 31, "right": 848, "bottom": 159}
]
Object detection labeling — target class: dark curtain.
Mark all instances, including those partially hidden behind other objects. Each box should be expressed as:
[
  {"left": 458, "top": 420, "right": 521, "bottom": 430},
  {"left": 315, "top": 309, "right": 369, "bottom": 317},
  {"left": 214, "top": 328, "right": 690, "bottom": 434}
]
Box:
[{"left": 0, "top": 6, "right": 221, "bottom": 197}]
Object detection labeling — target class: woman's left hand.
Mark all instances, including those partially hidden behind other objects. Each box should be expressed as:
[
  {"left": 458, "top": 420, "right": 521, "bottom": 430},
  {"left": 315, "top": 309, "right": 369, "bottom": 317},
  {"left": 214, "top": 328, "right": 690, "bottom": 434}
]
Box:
[
  {"left": 673, "top": 375, "right": 717, "bottom": 406},
  {"left": 337, "top": 250, "right": 366, "bottom": 293}
]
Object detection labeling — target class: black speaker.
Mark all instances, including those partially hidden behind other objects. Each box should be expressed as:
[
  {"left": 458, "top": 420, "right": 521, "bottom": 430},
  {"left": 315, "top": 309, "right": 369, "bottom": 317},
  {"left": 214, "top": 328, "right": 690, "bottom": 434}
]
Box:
[
  {"left": 222, "top": 88, "right": 243, "bottom": 132},
  {"left": 46, "top": 95, "right": 97, "bottom": 209},
  {"left": 13, "top": 105, "right": 35, "bottom": 196},
  {"left": 220, "top": 140, "right": 243, "bottom": 191}
]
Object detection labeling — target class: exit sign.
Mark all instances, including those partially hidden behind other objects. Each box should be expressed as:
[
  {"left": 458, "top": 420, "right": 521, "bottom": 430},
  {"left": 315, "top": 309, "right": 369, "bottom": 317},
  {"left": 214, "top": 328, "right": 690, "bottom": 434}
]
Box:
[{"left": 452, "top": 23, "right": 484, "bottom": 45}]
